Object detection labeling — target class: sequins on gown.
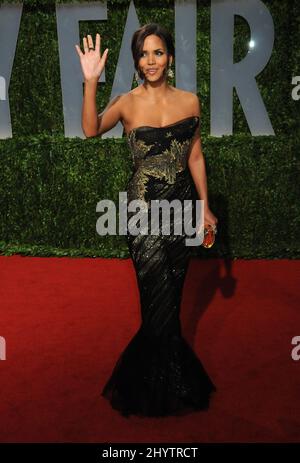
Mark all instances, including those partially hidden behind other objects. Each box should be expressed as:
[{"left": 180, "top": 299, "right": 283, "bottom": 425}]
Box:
[{"left": 101, "top": 116, "right": 216, "bottom": 417}]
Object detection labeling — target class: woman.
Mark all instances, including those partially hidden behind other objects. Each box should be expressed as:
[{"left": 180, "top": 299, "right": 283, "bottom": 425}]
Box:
[{"left": 76, "top": 23, "right": 218, "bottom": 417}]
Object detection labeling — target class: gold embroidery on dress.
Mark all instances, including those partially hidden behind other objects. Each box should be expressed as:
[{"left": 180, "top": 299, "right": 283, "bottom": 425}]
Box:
[
  {"left": 127, "top": 130, "right": 155, "bottom": 162},
  {"left": 127, "top": 133, "right": 193, "bottom": 203},
  {"left": 126, "top": 118, "right": 199, "bottom": 205}
]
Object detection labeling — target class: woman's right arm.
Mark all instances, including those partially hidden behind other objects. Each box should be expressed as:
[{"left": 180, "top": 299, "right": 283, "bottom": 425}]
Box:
[
  {"left": 82, "top": 78, "right": 99, "bottom": 137},
  {"left": 75, "top": 33, "right": 124, "bottom": 137}
]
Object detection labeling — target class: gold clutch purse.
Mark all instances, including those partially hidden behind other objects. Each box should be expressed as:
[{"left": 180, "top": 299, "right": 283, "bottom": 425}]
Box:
[{"left": 201, "top": 224, "right": 217, "bottom": 248}]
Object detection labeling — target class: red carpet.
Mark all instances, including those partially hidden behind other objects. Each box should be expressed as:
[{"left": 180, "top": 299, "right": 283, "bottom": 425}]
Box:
[{"left": 0, "top": 255, "right": 299, "bottom": 442}]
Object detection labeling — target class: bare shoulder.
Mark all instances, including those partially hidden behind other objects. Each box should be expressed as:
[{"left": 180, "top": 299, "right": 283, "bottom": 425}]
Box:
[
  {"left": 103, "top": 91, "right": 133, "bottom": 123},
  {"left": 172, "top": 88, "right": 201, "bottom": 116},
  {"left": 180, "top": 89, "right": 200, "bottom": 111},
  {"left": 117, "top": 89, "right": 138, "bottom": 113},
  {"left": 119, "top": 88, "right": 145, "bottom": 126},
  {"left": 121, "top": 87, "right": 141, "bottom": 99}
]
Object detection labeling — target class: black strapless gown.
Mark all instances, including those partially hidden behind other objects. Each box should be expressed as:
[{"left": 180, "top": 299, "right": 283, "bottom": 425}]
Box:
[{"left": 101, "top": 116, "right": 216, "bottom": 417}]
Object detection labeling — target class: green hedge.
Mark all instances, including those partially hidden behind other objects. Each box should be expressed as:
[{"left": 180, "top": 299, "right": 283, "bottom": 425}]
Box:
[
  {"left": 1, "top": 133, "right": 299, "bottom": 259},
  {"left": 0, "top": 0, "right": 299, "bottom": 258}
]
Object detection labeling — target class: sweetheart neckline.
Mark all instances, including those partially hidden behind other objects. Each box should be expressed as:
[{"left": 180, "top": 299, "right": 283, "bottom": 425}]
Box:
[{"left": 126, "top": 115, "right": 200, "bottom": 137}]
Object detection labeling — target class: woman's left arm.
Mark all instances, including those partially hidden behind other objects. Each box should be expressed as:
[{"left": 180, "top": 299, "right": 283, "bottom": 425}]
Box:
[{"left": 187, "top": 94, "right": 218, "bottom": 226}]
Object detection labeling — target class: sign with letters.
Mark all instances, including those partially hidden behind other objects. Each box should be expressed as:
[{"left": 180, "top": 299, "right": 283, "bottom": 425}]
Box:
[{"left": 0, "top": 0, "right": 298, "bottom": 139}]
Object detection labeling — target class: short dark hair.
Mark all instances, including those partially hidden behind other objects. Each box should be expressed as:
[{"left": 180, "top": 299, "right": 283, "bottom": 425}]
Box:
[{"left": 131, "top": 23, "right": 175, "bottom": 80}]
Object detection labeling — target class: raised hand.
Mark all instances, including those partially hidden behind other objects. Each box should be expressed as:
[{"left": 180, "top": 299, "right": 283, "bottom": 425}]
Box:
[{"left": 75, "top": 33, "right": 108, "bottom": 83}]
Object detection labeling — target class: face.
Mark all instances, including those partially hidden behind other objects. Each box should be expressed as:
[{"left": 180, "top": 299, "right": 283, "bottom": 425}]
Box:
[{"left": 138, "top": 34, "right": 172, "bottom": 81}]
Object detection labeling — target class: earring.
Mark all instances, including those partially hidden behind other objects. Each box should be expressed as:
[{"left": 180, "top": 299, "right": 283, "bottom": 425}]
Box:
[{"left": 167, "top": 66, "right": 174, "bottom": 79}]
